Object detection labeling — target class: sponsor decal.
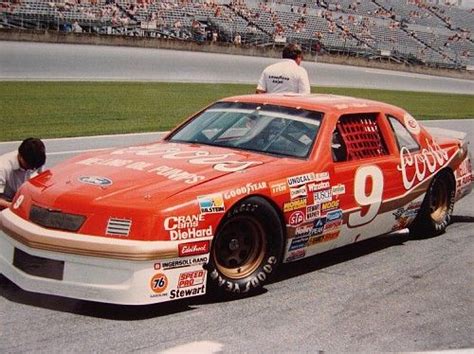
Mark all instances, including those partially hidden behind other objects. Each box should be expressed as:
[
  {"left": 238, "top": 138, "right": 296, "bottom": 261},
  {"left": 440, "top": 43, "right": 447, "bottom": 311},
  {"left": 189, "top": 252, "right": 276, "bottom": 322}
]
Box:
[
  {"left": 295, "top": 223, "right": 313, "bottom": 237},
  {"left": 178, "top": 270, "right": 205, "bottom": 288},
  {"left": 283, "top": 198, "right": 307, "bottom": 212},
  {"left": 290, "top": 185, "right": 307, "bottom": 200},
  {"left": 269, "top": 180, "right": 288, "bottom": 196},
  {"left": 312, "top": 217, "right": 327, "bottom": 236},
  {"left": 178, "top": 240, "right": 210, "bottom": 257},
  {"left": 324, "top": 219, "right": 342, "bottom": 232},
  {"left": 458, "top": 174, "right": 472, "bottom": 186},
  {"left": 110, "top": 143, "right": 262, "bottom": 172},
  {"left": 154, "top": 263, "right": 161, "bottom": 270},
  {"left": 315, "top": 172, "right": 330, "bottom": 181},
  {"left": 169, "top": 285, "right": 205, "bottom": 299},
  {"left": 125, "top": 161, "right": 154, "bottom": 170},
  {"left": 170, "top": 225, "right": 213, "bottom": 241},
  {"left": 398, "top": 139, "right": 450, "bottom": 190},
  {"left": 457, "top": 175, "right": 472, "bottom": 188},
  {"left": 321, "top": 200, "right": 340, "bottom": 212},
  {"left": 148, "top": 165, "right": 205, "bottom": 184},
  {"left": 456, "top": 157, "right": 471, "bottom": 177},
  {"left": 76, "top": 158, "right": 204, "bottom": 184},
  {"left": 326, "top": 209, "right": 343, "bottom": 222},
  {"left": 285, "top": 249, "right": 306, "bottom": 262},
  {"left": 78, "top": 176, "right": 112, "bottom": 187},
  {"left": 224, "top": 182, "right": 267, "bottom": 200},
  {"left": 77, "top": 158, "right": 133, "bottom": 168},
  {"left": 455, "top": 157, "right": 472, "bottom": 199},
  {"left": 161, "top": 256, "right": 209, "bottom": 270},
  {"left": 289, "top": 211, "right": 305, "bottom": 226},
  {"left": 287, "top": 173, "right": 316, "bottom": 187},
  {"left": 150, "top": 273, "right": 168, "bottom": 294},
  {"left": 392, "top": 217, "right": 411, "bottom": 230},
  {"left": 392, "top": 201, "right": 422, "bottom": 230},
  {"left": 198, "top": 194, "right": 225, "bottom": 214},
  {"left": 13, "top": 195, "right": 24, "bottom": 209},
  {"left": 308, "top": 230, "right": 340, "bottom": 246},
  {"left": 404, "top": 113, "right": 420, "bottom": 135},
  {"left": 306, "top": 204, "right": 321, "bottom": 221},
  {"left": 164, "top": 214, "right": 204, "bottom": 230},
  {"left": 332, "top": 184, "right": 346, "bottom": 196},
  {"left": 308, "top": 234, "right": 324, "bottom": 246},
  {"left": 308, "top": 181, "right": 330, "bottom": 192},
  {"left": 393, "top": 202, "right": 422, "bottom": 219},
  {"left": 322, "top": 231, "right": 340, "bottom": 242},
  {"left": 408, "top": 200, "right": 423, "bottom": 209},
  {"left": 314, "top": 189, "right": 332, "bottom": 204},
  {"left": 456, "top": 173, "right": 472, "bottom": 198},
  {"left": 289, "top": 235, "right": 309, "bottom": 251},
  {"left": 456, "top": 179, "right": 471, "bottom": 199}
]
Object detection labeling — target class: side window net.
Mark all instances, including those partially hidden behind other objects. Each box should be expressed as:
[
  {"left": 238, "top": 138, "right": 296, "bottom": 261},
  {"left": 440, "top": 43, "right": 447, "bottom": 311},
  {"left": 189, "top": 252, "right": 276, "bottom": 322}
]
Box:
[{"left": 334, "top": 113, "right": 388, "bottom": 161}]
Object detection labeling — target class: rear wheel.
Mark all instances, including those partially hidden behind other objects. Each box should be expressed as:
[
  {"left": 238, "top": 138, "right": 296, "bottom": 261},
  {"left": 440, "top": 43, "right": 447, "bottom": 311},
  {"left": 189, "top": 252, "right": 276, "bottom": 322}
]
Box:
[
  {"left": 410, "top": 170, "right": 455, "bottom": 237},
  {"left": 207, "top": 197, "right": 284, "bottom": 296}
]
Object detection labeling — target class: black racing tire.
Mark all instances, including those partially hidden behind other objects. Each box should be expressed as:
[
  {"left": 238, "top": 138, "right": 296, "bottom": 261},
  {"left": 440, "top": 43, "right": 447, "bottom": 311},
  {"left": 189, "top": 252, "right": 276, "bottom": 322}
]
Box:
[
  {"left": 409, "top": 170, "right": 455, "bottom": 238},
  {"left": 207, "top": 196, "right": 284, "bottom": 296}
]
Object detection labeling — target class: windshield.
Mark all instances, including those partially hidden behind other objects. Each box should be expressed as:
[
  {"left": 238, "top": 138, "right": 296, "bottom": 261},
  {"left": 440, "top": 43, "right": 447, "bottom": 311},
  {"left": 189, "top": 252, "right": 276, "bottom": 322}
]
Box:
[{"left": 168, "top": 102, "right": 323, "bottom": 158}]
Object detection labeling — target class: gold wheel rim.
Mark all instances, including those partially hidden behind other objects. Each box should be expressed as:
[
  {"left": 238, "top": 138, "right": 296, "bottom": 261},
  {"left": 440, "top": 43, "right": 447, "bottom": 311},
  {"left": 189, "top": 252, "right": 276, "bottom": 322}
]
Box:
[
  {"left": 430, "top": 178, "right": 449, "bottom": 224},
  {"left": 213, "top": 216, "right": 266, "bottom": 280}
]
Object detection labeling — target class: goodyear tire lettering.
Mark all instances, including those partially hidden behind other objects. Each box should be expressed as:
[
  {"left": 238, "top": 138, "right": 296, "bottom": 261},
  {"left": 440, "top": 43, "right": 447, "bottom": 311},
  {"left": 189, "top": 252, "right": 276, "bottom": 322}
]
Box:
[{"left": 207, "top": 197, "right": 284, "bottom": 297}]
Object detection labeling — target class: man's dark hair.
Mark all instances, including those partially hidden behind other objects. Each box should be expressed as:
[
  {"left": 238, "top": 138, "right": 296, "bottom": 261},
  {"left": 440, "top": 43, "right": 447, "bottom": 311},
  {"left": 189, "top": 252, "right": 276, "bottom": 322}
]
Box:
[
  {"left": 18, "top": 138, "right": 46, "bottom": 169},
  {"left": 282, "top": 43, "right": 303, "bottom": 60}
]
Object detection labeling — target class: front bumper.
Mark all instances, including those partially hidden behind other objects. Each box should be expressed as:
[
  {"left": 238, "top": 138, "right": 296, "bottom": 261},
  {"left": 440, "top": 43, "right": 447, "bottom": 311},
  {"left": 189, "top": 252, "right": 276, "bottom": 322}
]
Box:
[{"left": 0, "top": 209, "right": 209, "bottom": 305}]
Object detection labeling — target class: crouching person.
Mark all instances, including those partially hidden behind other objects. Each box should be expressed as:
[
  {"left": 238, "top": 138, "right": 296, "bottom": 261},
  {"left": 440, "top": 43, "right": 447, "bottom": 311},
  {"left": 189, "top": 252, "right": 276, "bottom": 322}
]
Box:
[{"left": 0, "top": 138, "right": 46, "bottom": 210}]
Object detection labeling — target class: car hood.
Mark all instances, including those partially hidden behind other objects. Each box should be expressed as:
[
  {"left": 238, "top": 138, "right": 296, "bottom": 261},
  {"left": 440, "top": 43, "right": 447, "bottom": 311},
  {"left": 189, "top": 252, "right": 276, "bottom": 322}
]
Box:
[{"left": 25, "top": 141, "right": 275, "bottom": 211}]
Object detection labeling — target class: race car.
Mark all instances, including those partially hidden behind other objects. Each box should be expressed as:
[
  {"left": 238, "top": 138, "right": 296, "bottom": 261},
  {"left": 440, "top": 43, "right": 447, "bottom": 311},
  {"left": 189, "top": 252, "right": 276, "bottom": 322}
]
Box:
[{"left": 0, "top": 94, "right": 472, "bottom": 305}]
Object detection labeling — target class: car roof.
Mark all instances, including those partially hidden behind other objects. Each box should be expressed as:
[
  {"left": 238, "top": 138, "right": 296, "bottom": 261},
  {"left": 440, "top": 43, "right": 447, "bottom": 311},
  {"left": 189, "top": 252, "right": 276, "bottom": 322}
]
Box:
[{"left": 220, "top": 93, "right": 405, "bottom": 116}]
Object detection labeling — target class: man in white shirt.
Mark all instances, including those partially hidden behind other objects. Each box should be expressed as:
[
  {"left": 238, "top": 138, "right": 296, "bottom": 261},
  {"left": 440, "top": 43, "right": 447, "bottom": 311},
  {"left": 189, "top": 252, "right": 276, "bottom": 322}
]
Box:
[
  {"left": 256, "top": 43, "right": 311, "bottom": 94},
  {"left": 0, "top": 138, "right": 46, "bottom": 210}
]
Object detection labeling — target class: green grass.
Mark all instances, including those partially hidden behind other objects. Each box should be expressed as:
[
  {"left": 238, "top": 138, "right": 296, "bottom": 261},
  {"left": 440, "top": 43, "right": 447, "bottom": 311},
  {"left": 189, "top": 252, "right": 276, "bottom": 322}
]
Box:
[{"left": 0, "top": 82, "right": 473, "bottom": 141}]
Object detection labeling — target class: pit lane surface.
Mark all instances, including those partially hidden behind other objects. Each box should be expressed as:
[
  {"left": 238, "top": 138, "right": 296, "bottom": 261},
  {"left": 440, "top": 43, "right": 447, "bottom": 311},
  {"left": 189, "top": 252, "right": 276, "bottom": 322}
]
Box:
[
  {"left": 0, "top": 120, "right": 473, "bottom": 352},
  {"left": 1, "top": 40, "right": 474, "bottom": 94}
]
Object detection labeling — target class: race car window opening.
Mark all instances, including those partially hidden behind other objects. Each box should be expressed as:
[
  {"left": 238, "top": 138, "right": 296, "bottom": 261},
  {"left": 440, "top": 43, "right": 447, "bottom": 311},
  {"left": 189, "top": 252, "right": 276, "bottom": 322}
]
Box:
[
  {"left": 168, "top": 102, "right": 323, "bottom": 159},
  {"left": 387, "top": 116, "right": 420, "bottom": 153},
  {"left": 331, "top": 128, "right": 347, "bottom": 162},
  {"left": 333, "top": 113, "right": 389, "bottom": 161}
]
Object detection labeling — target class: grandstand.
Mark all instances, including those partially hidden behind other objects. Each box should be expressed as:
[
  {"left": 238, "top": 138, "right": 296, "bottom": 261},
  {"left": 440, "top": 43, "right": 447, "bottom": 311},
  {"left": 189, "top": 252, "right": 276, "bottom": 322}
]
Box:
[{"left": 1, "top": 0, "right": 472, "bottom": 70}]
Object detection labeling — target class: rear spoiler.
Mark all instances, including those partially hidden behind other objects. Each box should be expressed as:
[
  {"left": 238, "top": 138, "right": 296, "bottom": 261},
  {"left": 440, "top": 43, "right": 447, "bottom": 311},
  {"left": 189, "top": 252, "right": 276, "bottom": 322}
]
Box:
[
  {"left": 424, "top": 126, "right": 467, "bottom": 142},
  {"left": 425, "top": 127, "right": 471, "bottom": 170}
]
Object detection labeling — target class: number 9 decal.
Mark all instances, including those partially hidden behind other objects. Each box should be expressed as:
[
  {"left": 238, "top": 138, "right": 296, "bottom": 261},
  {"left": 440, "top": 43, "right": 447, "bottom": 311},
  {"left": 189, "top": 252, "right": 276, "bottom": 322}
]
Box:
[{"left": 349, "top": 165, "right": 384, "bottom": 227}]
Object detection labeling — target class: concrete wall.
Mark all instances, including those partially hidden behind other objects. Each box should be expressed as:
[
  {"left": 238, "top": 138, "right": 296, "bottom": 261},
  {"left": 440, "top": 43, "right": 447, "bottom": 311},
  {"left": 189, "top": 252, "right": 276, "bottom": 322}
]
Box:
[{"left": 1, "top": 29, "right": 472, "bottom": 81}]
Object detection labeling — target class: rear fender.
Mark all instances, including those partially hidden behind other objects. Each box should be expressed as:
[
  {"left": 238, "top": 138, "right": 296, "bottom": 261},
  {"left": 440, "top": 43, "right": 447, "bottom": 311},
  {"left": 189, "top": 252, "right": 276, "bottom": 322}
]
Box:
[
  {"left": 454, "top": 150, "right": 473, "bottom": 201},
  {"left": 424, "top": 126, "right": 472, "bottom": 201}
]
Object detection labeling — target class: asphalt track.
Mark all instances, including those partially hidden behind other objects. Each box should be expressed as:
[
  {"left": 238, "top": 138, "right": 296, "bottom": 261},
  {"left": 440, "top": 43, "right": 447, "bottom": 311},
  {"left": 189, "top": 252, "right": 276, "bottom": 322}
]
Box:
[
  {"left": 0, "top": 120, "right": 473, "bottom": 352},
  {"left": 0, "top": 41, "right": 473, "bottom": 352},
  {"left": 1, "top": 40, "right": 474, "bottom": 93}
]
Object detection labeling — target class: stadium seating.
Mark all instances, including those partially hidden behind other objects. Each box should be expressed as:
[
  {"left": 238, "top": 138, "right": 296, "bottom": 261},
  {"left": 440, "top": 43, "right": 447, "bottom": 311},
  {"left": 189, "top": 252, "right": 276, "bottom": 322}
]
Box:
[{"left": 1, "top": 0, "right": 472, "bottom": 69}]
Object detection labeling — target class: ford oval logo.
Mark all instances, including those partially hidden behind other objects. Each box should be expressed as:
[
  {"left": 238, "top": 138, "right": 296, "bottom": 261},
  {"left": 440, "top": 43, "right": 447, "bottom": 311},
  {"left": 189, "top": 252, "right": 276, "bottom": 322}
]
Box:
[{"left": 78, "top": 176, "right": 112, "bottom": 186}]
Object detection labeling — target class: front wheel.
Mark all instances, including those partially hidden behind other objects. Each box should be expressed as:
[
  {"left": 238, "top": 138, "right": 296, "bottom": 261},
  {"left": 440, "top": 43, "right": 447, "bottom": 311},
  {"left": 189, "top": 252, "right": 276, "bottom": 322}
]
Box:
[
  {"left": 409, "top": 170, "right": 455, "bottom": 237},
  {"left": 207, "top": 197, "right": 284, "bottom": 296}
]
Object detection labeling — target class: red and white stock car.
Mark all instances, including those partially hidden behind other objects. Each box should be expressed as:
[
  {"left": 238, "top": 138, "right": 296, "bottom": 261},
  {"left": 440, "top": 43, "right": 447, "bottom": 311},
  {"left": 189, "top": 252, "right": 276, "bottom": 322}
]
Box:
[{"left": 0, "top": 94, "right": 472, "bottom": 305}]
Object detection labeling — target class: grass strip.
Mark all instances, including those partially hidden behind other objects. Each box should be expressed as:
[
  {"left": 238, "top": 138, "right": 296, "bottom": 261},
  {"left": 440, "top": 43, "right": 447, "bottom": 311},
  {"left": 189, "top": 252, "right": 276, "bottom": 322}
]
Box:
[{"left": 1, "top": 82, "right": 472, "bottom": 141}]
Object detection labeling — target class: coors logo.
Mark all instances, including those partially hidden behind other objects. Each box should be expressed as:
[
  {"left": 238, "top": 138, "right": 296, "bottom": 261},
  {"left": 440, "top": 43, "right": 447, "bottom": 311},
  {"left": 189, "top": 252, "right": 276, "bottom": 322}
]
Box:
[{"left": 178, "top": 240, "right": 210, "bottom": 257}]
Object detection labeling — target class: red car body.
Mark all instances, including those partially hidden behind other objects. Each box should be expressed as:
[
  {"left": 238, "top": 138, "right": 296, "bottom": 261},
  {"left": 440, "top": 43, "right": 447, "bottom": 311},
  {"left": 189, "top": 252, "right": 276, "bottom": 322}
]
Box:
[{"left": 0, "top": 94, "right": 471, "bottom": 304}]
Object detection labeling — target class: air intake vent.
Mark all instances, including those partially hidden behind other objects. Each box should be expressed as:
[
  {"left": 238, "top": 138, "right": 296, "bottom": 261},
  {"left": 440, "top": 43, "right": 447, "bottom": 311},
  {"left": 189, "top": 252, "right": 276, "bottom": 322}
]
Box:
[
  {"left": 106, "top": 218, "right": 132, "bottom": 237},
  {"left": 29, "top": 205, "right": 86, "bottom": 232}
]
